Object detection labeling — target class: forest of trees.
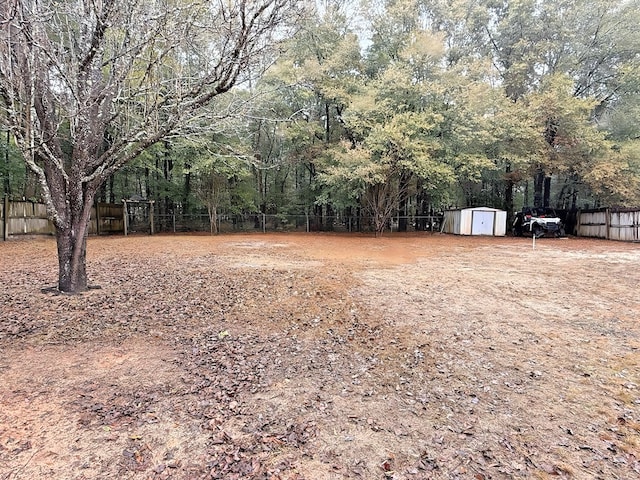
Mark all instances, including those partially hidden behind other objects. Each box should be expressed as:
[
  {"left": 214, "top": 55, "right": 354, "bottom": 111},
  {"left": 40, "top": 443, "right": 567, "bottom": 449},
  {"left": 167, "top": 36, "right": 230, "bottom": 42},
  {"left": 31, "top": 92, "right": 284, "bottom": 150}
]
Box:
[{"left": 2, "top": 0, "right": 640, "bottom": 235}]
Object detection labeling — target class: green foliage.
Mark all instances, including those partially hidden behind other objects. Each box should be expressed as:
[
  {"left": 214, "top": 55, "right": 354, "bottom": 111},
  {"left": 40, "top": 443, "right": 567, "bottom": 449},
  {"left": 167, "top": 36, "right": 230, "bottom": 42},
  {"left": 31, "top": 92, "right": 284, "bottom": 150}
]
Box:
[
  {"left": 95, "top": 0, "right": 640, "bottom": 220},
  {"left": 315, "top": 142, "right": 371, "bottom": 208},
  {"left": 0, "top": 132, "right": 31, "bottom": 199},
  {"left": 181, "top": 135, "right": 256, "bottom": 213},
  {"left": 581, "top": 143, "right": 640, "bottom": 206},
  {"left": 527, "top": 75, "right": 607, "bottom": 175}
]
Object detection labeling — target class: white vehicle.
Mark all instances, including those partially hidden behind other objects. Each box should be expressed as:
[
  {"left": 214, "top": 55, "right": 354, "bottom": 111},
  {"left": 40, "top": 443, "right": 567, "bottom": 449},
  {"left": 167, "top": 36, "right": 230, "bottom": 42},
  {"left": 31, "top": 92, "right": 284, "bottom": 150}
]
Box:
[{"left": 513, "top": 207, "right": 565, "bottom": 238}]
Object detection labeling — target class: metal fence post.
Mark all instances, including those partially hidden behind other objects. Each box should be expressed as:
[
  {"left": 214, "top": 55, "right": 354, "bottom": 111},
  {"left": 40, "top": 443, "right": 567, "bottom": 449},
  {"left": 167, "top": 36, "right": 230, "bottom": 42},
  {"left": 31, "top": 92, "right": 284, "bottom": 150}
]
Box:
[
  {"left": 122, "top": 200, "right": 128, "bottom": 236},
  {"left": 149, "top": 201, "right": 155, "bottom": 235}
]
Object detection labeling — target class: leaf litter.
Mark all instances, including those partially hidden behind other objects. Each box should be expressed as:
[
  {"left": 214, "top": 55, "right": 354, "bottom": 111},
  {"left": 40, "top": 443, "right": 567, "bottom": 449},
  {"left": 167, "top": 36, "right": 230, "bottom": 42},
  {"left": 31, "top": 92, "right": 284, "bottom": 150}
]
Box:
[{"left": 1, "top": 233, "right": 639, "bottom": 479}]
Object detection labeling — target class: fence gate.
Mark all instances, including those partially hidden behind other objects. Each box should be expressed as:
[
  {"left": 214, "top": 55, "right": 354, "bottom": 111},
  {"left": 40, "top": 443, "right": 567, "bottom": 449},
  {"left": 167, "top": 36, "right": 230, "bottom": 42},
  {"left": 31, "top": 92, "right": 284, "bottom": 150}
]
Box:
[{"left": 122, "top": 199, "right": 155, "bottom": 235}]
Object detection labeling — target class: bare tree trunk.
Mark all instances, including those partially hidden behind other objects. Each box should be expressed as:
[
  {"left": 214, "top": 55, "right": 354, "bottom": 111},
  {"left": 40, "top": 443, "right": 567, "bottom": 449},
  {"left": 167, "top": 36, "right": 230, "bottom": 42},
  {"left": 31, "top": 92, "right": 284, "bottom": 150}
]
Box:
[
  {"left": 54, "top": 185, "right": 95, "bottom": 292},
  {"left": 504, "top": 162, "right": 514, "bottom": 228},
  {"left": 208, "top": 205, "right": 218, "bottom": 235},
  {"left": 543, "top": 175, "right": 552, "bottom": 208},
  {"left": 534, "top": 168, "right": 544, "bottom": 207},
  {"left": 56, "top": 225, "right": 88, "bottom": 292},
  {"left": 397, "top": 171, "right": 411, "bottom": 232},
  {"left": 184, "top": 166, "right": 191, "bottom": 214}
]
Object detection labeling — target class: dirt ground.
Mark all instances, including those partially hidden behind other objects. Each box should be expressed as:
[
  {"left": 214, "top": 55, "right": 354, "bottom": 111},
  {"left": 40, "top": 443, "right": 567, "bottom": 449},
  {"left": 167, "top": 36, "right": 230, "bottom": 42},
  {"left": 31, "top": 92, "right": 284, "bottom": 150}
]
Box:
[{"left": 0, "top": 232, "right": 639, "bottom": 480}]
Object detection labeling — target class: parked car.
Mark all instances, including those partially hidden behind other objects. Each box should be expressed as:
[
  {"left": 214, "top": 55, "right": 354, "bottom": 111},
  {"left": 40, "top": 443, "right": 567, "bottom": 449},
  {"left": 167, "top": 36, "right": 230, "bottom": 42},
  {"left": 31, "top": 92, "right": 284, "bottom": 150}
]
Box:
[{"left": 513, "top": 207, "right": 565, "bottom": 238}]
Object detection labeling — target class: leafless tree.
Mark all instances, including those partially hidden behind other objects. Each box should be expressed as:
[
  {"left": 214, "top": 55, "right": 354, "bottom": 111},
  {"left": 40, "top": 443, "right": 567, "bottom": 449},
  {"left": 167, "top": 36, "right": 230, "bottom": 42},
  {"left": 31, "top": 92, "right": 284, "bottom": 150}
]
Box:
[{"left": 0, "top": 0, "right": 303, "bottom": 292}]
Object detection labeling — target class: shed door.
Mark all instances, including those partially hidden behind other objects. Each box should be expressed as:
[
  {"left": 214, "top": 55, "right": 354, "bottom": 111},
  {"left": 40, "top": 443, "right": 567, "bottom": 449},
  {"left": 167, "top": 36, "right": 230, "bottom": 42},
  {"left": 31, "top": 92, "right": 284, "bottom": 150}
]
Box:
[{"left": 471, "top": 211, "right": 495, "bottom": 235}]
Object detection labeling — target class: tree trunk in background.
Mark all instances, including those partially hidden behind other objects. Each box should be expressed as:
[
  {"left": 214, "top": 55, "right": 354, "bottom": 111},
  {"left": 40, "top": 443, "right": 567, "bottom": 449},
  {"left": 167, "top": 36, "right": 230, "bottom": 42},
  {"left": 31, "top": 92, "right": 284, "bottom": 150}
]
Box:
[
  {"left": 164, "top": 142, "right": 173, "bottom": 214},
  {"left": 415, "top": 179, "right": 429, "bottom": 231},
  {"left": 23, "top": 166, "right": 38, "bottom": 200},
  {"left": 145, "top": 167, "right": 151, "bottom": 199},
  {"left": 109, "top": 176, "right": 115, "bottom": 204},
  {"left": 398, "top": 171, "right": 410, "bottom": 232},
  {"left": 326, "top": 203, "right": 334, "bottom": 230},
  {"left": 533, "top": 168, "right": 544, "bottom": 207},
  {"left": 208, "top": 205, "right": 218, "bottom": 234},
  {"left": 543, "top": 175, "right": 551, "bottom": 208},
  {"left": 324, "top": 102, "right": 331, "bottom": 143},
  {"left": 99, "top": 182, "right": 106, "bottom": 203},
  {"left": 4, "top": 130, "right": 11, "bottom": 197},
  {"left": 184, "top": 165, "right": 191, "bottom": 215},
  {"left": 504, "top": 162, "right": 514, "bottom": 228}
]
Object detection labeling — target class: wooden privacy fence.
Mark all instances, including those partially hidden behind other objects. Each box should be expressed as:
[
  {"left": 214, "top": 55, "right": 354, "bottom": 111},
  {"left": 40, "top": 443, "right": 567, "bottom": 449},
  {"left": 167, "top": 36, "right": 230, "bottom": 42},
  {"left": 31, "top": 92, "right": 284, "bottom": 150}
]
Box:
[
  {"left": 2, "top": 198, "right": 54, "bottom": 239},
  {"left": 577, "top": 208, "right": 640, "bottom": 241},
  {"left": 1, "top": 199, "right": 124, "bottom": 239}
]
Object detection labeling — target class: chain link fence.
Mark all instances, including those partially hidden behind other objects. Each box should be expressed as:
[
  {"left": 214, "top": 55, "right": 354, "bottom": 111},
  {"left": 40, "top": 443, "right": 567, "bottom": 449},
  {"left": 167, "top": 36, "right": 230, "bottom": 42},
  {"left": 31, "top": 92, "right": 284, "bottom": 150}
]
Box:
[{"left": 153, "top": 213, "right": 444, "bottom": 234}]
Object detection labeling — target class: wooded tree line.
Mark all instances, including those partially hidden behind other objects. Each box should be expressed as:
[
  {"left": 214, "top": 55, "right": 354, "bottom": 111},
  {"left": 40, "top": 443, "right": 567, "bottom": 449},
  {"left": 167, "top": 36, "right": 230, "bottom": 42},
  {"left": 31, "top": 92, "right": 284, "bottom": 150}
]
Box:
[
  {"left": 1, "top": 0, "right": 639, "bottom": 290},
  {"left": 3, "top": 0, "right": 640, "bottom": 223}
]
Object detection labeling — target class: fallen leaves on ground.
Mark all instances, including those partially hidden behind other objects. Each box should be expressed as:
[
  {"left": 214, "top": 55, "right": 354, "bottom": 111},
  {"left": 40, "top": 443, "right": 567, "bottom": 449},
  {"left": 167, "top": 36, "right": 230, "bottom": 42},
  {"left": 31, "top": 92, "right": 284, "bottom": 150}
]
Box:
[{"left": 1, "top": 233, "right": 639, "bottom": 479}]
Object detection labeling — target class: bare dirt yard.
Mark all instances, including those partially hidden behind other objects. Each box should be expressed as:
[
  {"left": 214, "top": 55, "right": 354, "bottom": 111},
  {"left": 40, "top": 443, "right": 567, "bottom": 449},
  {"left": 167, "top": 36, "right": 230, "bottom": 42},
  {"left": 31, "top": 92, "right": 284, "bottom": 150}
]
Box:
[{"left": 1, "top": 232, "right": 639, "bottom": 480}]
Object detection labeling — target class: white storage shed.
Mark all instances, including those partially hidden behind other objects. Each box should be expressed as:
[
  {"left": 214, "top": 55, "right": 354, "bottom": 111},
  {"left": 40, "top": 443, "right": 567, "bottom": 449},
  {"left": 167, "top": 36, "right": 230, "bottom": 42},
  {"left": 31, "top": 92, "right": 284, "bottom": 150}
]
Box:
[{"left": 442, "top": 207, "right": 507, "bottom": 236}]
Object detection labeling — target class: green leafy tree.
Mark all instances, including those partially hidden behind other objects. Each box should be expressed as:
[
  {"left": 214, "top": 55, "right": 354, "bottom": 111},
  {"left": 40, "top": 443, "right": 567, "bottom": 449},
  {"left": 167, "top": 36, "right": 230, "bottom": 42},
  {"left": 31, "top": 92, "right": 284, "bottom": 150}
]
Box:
[
  {"left": 192, "top": 148, "right": 253, "bottom": 234},
  {"left": 418, "top": 0, "right": 640, "bottom": 210},
  {"left": 319, "top": 110, "right": 454, "bottom": 235},
  {"left": 258, "top": 0, "right": 364, "bottom": 225},
  {"left": 526, "top": 75, "right": 611, "bottom": 207}
]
